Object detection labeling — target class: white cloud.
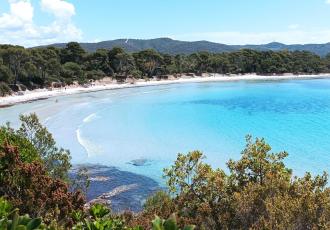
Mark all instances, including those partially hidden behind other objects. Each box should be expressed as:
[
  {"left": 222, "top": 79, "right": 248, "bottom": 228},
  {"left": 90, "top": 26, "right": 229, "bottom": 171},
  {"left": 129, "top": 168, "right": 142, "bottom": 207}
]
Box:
[
  {"left": 326, "top": 0, "right": 330, "bottom": 4},
  {"left": 171, "top": 30, "right": 330, "bottom": 45},
  {"left": 0, "top": 0, "right": 82, "bottom": 47},
  {"left": 41, "top": 0, "right": 75, "bottom": 21},
  {"left": 0, "top": 0, "right": 33, "bottom": 29}
]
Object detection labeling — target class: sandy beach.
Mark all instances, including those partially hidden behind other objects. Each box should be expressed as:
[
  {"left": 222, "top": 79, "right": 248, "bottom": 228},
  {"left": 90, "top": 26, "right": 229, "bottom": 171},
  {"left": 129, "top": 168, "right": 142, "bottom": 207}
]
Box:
[{"left": 1, "top": 73, "right": 330, "bottom": 107}]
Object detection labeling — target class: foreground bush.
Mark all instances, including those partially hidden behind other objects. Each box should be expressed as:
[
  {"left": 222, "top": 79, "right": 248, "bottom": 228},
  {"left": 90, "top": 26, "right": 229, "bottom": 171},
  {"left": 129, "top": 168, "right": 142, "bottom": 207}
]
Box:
[
  {"left": 147, "top": 135, "right": 330, "bottom": 229},
  {"left": 1, "top": 114, "right": 330, "bottom": 229},
  {"left": 0, "top": 141, "right": 85, "bottom": 224},
  {"left": 0, "top": 198, "right": 194, "bottom": 230},
  {"left": 1, "top": 114, "right": 72, "bottom": 181}
]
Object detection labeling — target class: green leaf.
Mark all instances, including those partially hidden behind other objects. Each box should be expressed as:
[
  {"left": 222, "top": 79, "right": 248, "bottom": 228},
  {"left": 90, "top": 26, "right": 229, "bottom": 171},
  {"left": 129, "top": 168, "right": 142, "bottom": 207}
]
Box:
[
  {"left": 16, "top": 225, "right": 27, "bottom": 230},
  {"left": 10, "top": 211, "right": 19, "bottom": 230},
  {"left": 0, "top": 218, "right": 8, "bottom": 229},
  {"left": 183, "top": 226, "right": 195, "bottom": 230},
  {"left": 163, "top": 218, "right": 178, "bottom": 230},
  {"left": 152, "top": 216, "right": 163, "bottom": 230},
  {"left": 132, "top": 226, "right": 144, "bottom": 230},
  {"left": 26, "top": 218, "right": 42, "bottom": 230},
  {"left": 18, "top": 215, "right": 31, "bottom": 226}
]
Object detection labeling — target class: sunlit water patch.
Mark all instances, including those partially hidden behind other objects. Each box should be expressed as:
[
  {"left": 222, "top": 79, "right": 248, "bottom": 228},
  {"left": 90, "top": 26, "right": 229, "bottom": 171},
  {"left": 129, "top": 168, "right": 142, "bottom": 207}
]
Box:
[{"left": 1, "top": 79, "right": 330, "bottom": 183}]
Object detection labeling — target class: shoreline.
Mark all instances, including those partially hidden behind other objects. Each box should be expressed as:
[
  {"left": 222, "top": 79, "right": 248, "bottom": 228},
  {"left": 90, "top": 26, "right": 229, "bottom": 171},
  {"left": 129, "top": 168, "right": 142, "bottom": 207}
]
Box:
[{"left": 1, "top": 73, "right": 330, "bottom": 107}]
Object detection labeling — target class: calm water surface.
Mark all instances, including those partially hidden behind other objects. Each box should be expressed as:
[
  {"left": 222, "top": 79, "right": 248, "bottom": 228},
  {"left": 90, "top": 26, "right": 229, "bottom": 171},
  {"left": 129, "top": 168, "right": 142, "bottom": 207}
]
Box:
[{"left": 1, "top": 79, "right": 330, "bottom": 182}]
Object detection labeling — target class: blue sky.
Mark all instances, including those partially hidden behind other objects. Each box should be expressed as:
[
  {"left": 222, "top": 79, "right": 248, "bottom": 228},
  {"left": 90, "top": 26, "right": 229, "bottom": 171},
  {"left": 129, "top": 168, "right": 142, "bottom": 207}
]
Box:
[{"left": 0, "top": 0, "right": 330, "bottom": 46}]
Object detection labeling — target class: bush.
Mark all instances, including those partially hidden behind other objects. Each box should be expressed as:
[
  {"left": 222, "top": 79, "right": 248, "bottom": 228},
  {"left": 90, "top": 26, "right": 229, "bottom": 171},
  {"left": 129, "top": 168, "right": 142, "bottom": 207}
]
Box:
[
  {"left": 0, "top": 199, "right": 195, "bottom": 230},
  {"left": 0, "top": 141, "right": 85, "bottom": 224},
  {"left": 0, "top": 209, "right": 42, "bottom": 230},
  {"left": 160, "top": 136, "right": 330, "bottom": 229},
  {"left": 144, "top": 191, "right": 175, "bottom": 218}
]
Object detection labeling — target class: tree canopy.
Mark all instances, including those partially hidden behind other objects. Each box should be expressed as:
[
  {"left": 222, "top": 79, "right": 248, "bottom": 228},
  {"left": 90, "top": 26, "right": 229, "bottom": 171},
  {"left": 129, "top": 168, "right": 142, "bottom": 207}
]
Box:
[{"left": 1, "top": 42, "right": 330, "bottom": 96}]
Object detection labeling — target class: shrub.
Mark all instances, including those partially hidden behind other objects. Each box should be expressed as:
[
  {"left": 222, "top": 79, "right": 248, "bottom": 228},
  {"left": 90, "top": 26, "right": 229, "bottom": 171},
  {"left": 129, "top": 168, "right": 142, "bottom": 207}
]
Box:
[
  {"left": 0, "top": 209, "right": 42, "bottom": 230},
  {"left": 152, "top": 214, "right": 195, "bottom": 230},
  {"left": 0, "top": 141, "right": 85, "bottom": 224},
  {"left": 160, "top": 136, "right": 330, "bottom": 229},
  {"left": 144, "top": 191, "right": 175, "bottom": 218}
]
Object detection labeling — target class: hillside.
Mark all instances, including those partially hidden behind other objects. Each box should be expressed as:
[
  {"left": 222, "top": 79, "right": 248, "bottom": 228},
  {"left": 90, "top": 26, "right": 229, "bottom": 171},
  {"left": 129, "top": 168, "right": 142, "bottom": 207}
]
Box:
[{"left": 43, "top": 38, "right": 330, "bottom": 56}]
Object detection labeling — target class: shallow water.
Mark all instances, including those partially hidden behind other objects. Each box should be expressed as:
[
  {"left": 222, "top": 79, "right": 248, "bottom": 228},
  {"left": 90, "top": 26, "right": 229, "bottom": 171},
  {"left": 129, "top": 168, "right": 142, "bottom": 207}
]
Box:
[{"left": 1, "top": 79, "right": 330, "bottom": 182}]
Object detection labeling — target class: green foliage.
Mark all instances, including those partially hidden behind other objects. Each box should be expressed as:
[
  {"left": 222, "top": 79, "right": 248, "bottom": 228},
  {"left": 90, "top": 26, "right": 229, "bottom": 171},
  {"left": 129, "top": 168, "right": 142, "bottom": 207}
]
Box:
[
  {"left": 17, "top": 113, "right": 71, "bottom": 180},
  {"left": 85, "top": 70, "right": 106, "bottom": 81},
  {"left": 76, "top": 217, "right": 128, "bottom": 230},
  {"left": 133, "top": 49, "right": 164, "bottom": 77},
  {"left": 162, "top": 136, "right": 330, "bottom": 229},
  {"left": 89, "top": 204, "right": 110, "bottom": 219},
  {"left": 0, "top": 142, "right": 85, "bottom": 223},
  {"left": 109, "top": 47, "right": 136, "bottom": 77},
  {"left": 71, "top": 167, "right": 90, "bottom": 195},
  {"left": 61, "top": 62, "right": 84, "bottom": 84},
  {"left": 0, "top": 82, "right": 11, "bottom": 96},
  {"left": 0, "top": 114, "right": 83, "bottom": 225},
  {"left": 144, "top": 191, "right": 174, "bottom": 218},
  {"left": 1, "top": 111, "right": 330, "bottom": 229},
  {"left": 0, "top": 209, "right": 42, "bottom": 230},
  {"left": 72, "top": 204, "right": 140, "bottom": 230},
  {"left": 3, "top": 125, "right": 330, "bottom": 230},
  {"left": 0, "top": 197, "right": 12, "bottom": 219},
  {"left": 227, "top": 135, "right": 292, "bottom": 187},
  {"left": 152, "top": 215, "right": 195, "bottom": 230},
  {"left": 0, "top": 124, "right": 40, "bottom": 163},
  {"left": 60, "top": 42, "right": 86, "bottom": 64},
  {"left": 0, "top": 64, "right": 13, "bottom": 83},
  {"left": 0, "top": 42, "right": 329, "bottom": 91},
  {"left": 70, "top": 205, "right": 194, "bottom": 230}
]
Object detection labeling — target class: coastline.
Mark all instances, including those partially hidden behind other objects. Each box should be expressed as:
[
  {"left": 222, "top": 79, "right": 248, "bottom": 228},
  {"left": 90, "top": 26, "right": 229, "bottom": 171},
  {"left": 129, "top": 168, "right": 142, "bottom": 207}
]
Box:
[{"left": 1, "top": 73, "right": 330, "bottom": 107}]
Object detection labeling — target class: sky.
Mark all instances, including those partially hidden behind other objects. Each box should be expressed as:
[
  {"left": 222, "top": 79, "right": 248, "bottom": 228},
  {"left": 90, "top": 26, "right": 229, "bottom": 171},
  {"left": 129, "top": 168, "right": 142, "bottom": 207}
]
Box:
[{"left": 0, "top": 0, "right": 330, "bottom": 47}]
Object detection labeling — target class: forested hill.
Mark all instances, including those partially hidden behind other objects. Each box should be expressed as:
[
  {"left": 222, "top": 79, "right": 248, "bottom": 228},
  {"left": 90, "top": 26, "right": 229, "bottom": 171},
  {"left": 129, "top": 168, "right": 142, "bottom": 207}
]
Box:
[{"left": 44, "top": 38, "right": 330, "bottom": 56}]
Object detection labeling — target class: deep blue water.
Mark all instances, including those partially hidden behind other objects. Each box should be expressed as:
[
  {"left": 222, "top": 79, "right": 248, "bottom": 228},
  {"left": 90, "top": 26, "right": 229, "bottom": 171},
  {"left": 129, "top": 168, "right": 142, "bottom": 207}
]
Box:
[{"left": 1, "top": 79, "right": 330, "bottom": 183}]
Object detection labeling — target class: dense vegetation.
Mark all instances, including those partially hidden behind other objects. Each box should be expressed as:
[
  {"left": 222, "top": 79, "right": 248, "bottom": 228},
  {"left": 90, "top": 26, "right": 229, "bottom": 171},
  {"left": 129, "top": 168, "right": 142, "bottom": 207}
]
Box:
[
  {"left": 1, "top": 114, "right": 330, "bottom": 229},
  {"left": 46, "top": 38, "right": 330, "bottom": 57},
  {"left": 1, "top": 42, "right": 330, "bottom": 97}
]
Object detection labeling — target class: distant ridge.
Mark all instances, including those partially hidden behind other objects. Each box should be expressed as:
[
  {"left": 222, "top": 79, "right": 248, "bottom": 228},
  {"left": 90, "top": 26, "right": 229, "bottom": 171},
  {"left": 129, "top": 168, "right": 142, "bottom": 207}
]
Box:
[{"left": 42, "top": 38, "right": 330, "bottom": 57}]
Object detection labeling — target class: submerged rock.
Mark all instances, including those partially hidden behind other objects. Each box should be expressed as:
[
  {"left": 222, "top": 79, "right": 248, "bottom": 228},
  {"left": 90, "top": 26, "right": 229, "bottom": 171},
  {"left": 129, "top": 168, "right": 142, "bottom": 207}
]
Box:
[{"left": 71, "top": 164, "right": 160, "bottom": 213}]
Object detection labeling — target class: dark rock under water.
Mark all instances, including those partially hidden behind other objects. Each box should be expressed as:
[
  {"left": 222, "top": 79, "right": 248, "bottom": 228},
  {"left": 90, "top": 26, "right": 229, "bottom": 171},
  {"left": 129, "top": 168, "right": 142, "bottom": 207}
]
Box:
[{"left": 71, "top": 164, "right": 161, "bottom": 213}]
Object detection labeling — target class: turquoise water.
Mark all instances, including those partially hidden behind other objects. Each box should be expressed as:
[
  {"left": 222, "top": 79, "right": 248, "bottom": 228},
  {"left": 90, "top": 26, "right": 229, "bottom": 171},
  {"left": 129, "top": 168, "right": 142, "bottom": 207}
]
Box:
[{"left": 1, "top": 79, "right": 330, "bottom": 182}]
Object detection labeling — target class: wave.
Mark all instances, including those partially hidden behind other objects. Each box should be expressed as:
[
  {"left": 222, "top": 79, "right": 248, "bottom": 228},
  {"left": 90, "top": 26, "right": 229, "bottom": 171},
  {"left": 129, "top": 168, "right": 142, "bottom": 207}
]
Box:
[
  {"left": 76, "top": 128, "right": 103, "bottom": 158},
  {"left": 83, "top": 113, "right": 99, "bottom": 123}
]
